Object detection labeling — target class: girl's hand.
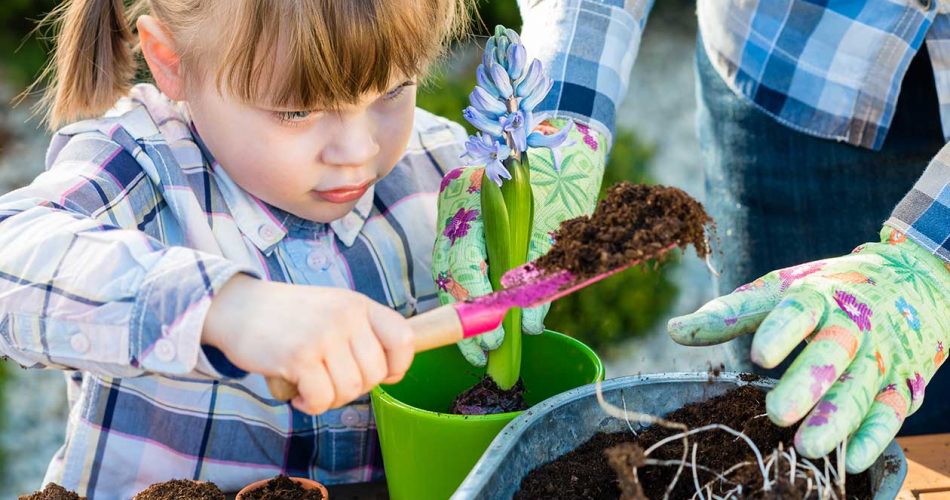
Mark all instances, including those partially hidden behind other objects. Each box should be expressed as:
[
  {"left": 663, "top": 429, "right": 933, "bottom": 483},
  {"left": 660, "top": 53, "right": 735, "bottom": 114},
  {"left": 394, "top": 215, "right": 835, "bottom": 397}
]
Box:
[
  {"left": 668, "top": 227, "right": 950, "bottom": 473},
  {"left": 201, "top": 274, "right": 414, "bottom": 415},
  {"left": 432, "top": 118, "right": 606, "bottom": 366}
]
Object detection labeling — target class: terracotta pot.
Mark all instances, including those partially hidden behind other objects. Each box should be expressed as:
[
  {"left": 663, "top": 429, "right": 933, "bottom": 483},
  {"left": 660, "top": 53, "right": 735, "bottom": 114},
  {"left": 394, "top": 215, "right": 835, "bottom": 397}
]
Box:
[{"left": 236, "top": 476, "right": 329, "bottom": 499}]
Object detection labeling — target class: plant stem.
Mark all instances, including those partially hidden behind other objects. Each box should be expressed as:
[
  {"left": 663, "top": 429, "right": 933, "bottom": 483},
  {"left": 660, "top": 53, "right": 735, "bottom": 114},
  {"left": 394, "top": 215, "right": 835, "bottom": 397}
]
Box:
[{"left": 485, "top": 154, "right": 533, "bottom": 389}]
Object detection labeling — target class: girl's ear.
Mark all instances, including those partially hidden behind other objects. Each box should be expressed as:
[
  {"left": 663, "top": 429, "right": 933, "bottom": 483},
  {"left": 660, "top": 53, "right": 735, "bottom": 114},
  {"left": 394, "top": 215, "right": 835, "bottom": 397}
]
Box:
[{"left": 137, "top": 15, "right": 185, "bottom": 100}]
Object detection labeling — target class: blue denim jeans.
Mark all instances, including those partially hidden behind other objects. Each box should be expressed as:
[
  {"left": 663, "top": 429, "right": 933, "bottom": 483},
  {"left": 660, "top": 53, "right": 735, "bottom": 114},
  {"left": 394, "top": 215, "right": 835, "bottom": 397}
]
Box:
[{"left": 696, "top": 37, "right": 947, "bottom": 435}]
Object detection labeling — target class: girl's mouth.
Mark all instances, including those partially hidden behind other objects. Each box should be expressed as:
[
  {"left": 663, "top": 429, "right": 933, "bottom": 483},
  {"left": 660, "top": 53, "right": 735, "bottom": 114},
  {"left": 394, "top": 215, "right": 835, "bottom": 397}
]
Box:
[{"left": 312, "top": 180, "right": 373, "bottom": 204}]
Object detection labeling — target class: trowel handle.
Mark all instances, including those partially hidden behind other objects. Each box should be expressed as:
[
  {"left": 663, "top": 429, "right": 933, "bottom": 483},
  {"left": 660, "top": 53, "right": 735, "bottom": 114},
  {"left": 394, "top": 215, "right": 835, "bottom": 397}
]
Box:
[{"left": 266, "top": 302, "right": 504, "bottom": 402}]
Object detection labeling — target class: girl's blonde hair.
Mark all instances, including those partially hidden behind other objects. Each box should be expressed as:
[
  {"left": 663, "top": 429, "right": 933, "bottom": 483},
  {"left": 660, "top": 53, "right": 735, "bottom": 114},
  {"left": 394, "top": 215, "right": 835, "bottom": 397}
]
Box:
[{"left": 28, "top": 0, "right": 473, "bottom": 130}]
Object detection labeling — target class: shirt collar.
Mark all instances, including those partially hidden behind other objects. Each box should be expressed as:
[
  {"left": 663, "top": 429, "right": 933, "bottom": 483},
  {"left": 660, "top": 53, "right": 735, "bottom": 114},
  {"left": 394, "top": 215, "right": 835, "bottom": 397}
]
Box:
[{"left": 189, "top": 122, "right": 372, "bottom": 252}]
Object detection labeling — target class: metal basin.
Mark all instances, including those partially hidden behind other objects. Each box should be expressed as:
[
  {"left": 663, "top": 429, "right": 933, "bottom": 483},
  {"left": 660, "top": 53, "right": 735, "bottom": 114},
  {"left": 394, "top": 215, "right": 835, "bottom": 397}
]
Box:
[{"left": 453, "top": 372, "right": 906, "bottom": 499}]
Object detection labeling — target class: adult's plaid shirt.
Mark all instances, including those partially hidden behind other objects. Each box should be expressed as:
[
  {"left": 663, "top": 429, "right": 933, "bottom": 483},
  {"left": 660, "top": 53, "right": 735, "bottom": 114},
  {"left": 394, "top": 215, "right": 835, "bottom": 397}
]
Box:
[{"left": 692, "top": 0, "right": 949, "bottom": 259}]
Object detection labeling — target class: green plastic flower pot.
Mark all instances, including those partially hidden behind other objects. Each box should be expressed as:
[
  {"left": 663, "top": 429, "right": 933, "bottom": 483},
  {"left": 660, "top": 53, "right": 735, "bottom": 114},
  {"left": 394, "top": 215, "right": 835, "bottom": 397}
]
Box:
[{"left": 371, "top": 330, "right": 603, "bottom": 500}]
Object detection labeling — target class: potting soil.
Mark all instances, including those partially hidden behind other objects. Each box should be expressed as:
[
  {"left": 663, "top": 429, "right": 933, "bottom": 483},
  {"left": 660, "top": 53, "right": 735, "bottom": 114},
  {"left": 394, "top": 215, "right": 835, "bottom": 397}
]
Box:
[
  {"left": 18, "top": 483, "right": 85, "bottom": 500},
  {"left": 132, "top": 479, "right": 225, "bottom": 500},
  {"left": 241, "top": 475, "right": 325, "bottom": 500},
  {"left": 515, "top": 385, "right": 872, "bottom": 500},
  {"left": 535, "top": 182, "right": 711, "bottom": 280},
  {"left": 449, "top": 376, "right": 528, "bottom": 415}
]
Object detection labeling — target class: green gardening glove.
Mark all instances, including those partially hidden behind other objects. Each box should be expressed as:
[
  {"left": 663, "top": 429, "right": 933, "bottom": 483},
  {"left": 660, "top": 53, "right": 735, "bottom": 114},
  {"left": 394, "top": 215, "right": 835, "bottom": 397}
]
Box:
[
  {"left": 433, "top": 118, "right": 606, "bottom": 366},
  {"left": 668, "top": 227, "right": 950, "bottom": 473}
]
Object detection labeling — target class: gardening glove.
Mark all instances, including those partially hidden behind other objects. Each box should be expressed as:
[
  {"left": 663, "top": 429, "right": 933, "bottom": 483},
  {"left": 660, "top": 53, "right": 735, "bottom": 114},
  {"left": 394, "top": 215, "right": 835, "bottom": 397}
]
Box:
[
  {"left": 433, "top": 118, "right": 606, "bottom": 366},
  {"left": 668, "top": 227, "right": 950, "bottom": 473}
]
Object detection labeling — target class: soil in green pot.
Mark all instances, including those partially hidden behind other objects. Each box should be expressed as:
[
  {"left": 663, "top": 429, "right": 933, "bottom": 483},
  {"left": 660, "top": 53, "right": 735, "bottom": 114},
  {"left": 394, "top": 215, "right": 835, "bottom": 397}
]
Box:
[
  {"left": 133, "top": 479, "right": 224, "bottom": 500},
  {"left": 449, "top": 377, "right": 528, "bottom": 414},
  {"left": 241, "top": 475, "right": 325, "bottom": 500},
  {"left": 515, "top": 385, "right": 873, "bottom": 500},
  {"left": 19, "top": 483, "right": 85, "bottom": 500},
  {"left": 452, "top": 182, "right": 713, "bottom": 416}
]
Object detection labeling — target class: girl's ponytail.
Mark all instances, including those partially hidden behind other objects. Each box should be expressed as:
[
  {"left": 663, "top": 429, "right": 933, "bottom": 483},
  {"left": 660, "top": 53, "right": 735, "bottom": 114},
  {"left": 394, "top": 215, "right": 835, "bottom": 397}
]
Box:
[{"left": 27, "top": 0, "right": 137, "bottom": 130}]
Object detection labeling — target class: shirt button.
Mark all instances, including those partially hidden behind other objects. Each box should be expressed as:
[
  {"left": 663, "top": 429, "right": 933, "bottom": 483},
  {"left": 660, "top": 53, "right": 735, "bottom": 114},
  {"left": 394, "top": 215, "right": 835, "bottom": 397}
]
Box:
[
  {"left": 341, "top": 408, "right": 362, "bottom": 426},
  {"left": 258, "top": 224, "right": 278, "bottom": 242},
  {"left": 69, "top": 333, "right": 90, "bottom": 354},
  {"left": 307, "top": 252, "right": 331, "bottom": 271},
  {"left": 154, "top": 339, "right": 176, "bottom": 362}
]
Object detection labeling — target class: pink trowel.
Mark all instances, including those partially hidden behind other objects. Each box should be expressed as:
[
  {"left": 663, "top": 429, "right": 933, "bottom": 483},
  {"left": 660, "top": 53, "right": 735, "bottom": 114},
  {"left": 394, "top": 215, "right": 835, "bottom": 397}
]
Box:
[{"left": 266, "top": 244, "right": 677, "bottom": 401}]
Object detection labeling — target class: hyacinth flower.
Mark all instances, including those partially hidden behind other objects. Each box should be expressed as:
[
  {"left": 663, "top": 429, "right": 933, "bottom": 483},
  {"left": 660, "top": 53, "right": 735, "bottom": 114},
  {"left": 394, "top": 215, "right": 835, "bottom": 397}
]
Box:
[{"left": 460, "top": 26, "right": 571, "bottom": 390}]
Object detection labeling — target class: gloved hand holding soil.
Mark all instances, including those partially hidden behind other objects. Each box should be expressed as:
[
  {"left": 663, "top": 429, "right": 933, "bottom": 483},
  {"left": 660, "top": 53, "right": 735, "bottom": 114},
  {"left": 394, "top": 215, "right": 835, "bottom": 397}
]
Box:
[{"left": 449, "top": 181, "right": 712, "bottom": 415}]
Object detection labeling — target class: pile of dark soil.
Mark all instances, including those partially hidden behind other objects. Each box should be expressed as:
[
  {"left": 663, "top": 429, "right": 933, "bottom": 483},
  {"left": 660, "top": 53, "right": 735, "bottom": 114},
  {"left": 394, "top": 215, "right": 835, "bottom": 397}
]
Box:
[
  {"left": 133, "top": 479, "right": 224, "bottom": 500},
  {"left": 516, "top": 386, "right": 872, "bottom": 499},
  {"left": 241, "top": 475, "right": 325, "bottom": 500},
  {"left": 449, "top": 376, "right": 528, "bottom": 414},
  {"left": 18, "top": 483, "right": 85, "bottom": 500},
  {"left": 535, "top": 182, "right": 711, "bottom": 279}
]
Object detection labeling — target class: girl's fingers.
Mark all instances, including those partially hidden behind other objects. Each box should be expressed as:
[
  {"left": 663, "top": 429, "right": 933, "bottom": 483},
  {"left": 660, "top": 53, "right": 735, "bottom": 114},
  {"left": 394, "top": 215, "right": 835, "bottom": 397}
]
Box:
[
  {"left": 367, "top": 301, "right": 414, "bottom": 383},
  {"left": 667, "top": 278, "right": 780, "bottom": 346},
  {"left": 794, "top": 341, "right": 884, "bottom": 459},
  {"left": 845, "top": 380, "right": 911, "bottom": 474},
  {"left": 750, "top": 287, "right": 827, "bottom": 368},
  {"left": 291, "top": 362, "right": 335, "bottom": 415},
  {"left": 350, "top": 328, "right": 388, "bottom": 390},
  {"left": 325, "top": 343, "right": 365, "bottom": 409},
  {"left": 766, "top": 314, "right": 862, "bottom": 426}
]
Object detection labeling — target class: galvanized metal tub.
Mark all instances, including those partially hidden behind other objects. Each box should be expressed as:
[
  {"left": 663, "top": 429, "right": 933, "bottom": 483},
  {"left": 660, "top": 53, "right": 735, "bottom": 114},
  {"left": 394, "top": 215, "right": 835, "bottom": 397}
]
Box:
[{"left": 452, "top": 372, "right": 906, "bottom": 499}]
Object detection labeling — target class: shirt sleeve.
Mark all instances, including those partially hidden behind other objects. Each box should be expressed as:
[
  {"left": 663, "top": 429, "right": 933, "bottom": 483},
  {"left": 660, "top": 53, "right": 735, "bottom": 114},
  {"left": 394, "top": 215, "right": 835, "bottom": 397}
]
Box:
[
  {"left": 520, "top": 0, "right": 654, "bottom": 149},
  {"left": 0, "top": 130, "right": 256, "bottom": 379},
  {"left": 886, "top": 143, "right": 950, "bottom": 264}
]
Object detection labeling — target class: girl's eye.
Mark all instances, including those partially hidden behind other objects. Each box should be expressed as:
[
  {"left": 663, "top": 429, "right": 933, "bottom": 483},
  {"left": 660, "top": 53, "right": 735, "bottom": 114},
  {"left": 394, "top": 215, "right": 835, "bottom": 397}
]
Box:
[
  {"left": 382, "top": 81, "right": 415, "bottom": 101},
  {"left": 275, "top": 110, "right": 313, "bottom": 125}
]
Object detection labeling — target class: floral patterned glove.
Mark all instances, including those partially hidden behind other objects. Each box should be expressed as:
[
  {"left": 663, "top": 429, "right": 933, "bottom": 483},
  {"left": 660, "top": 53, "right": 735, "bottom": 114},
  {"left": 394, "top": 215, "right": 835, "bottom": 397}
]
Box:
[
  {"left": 668, "top": 227, "right": 950, "bottom": 472},
  {"left": 433, "top": 119, "right": 606, "bottom": 366}
]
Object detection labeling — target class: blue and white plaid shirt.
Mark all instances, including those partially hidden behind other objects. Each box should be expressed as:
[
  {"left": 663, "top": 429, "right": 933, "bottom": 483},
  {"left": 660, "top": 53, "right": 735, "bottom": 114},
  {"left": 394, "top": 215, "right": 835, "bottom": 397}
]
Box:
[
  {"left": 691, "top": 0, "right": 949, "bottom": 261},
  {"left": 0, "top": 1, "right": 633, "bottom": 498},
  {"left": 544, "top": 0, "right": 948, "bottom": 262}
]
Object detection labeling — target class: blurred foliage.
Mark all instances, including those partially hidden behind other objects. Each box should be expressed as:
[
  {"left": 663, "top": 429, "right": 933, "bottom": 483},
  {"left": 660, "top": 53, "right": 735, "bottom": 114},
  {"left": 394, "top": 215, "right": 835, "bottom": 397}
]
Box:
[{"left": 0, "top": 0, "right": 57, "bottom": 88}]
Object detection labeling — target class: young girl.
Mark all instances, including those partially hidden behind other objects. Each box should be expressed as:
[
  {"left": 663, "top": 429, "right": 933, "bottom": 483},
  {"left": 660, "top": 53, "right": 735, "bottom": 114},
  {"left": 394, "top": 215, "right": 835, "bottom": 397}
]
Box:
[{"left": 0, "top": 0, "right": 636, "bottom": 497}]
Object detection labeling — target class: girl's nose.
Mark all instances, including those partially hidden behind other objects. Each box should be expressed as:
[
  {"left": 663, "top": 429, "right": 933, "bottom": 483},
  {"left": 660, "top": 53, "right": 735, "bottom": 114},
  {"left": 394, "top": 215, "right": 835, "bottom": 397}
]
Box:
[{"left": 320, "top": 113, "right": 381, "bottom": 167}]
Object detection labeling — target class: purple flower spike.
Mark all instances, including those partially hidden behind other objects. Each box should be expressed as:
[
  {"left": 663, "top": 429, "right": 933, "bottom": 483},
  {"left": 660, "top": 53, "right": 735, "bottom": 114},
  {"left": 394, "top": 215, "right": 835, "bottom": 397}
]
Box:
[
  {"left": 463, "top": 107, "right": 503, "bottom": 137},
  {"left": 519, "top": 76, "right": 554, "bottom": 112},
  {"left": 476, "top": 64, "right": 499, "bottom": 97},
  {"left": 527, "top": 120, "right": 573, "bottom": 148},
  {"left": 501, "top": 111, "right": 528, "bottom": 153},
  {"left": 488, "top": 63, "right": 514, "bottom": 99},
  {"left": 461, "top": 133, "right": 512, "bottom": 186},
  {"left": 462, "top": 25, "right": 564, "bottom": 183},
  {"left": 507, "top": 43, "right": 527, "bottom": 81},
  {"left": 470, "top": 86, "right": 506, "bottom": 116},
  {"left": 833, "top": 290, "right": 872, "bottom": 332},
  {"left": 517, "top": 60, "right": 544, "bottom": 98}
]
